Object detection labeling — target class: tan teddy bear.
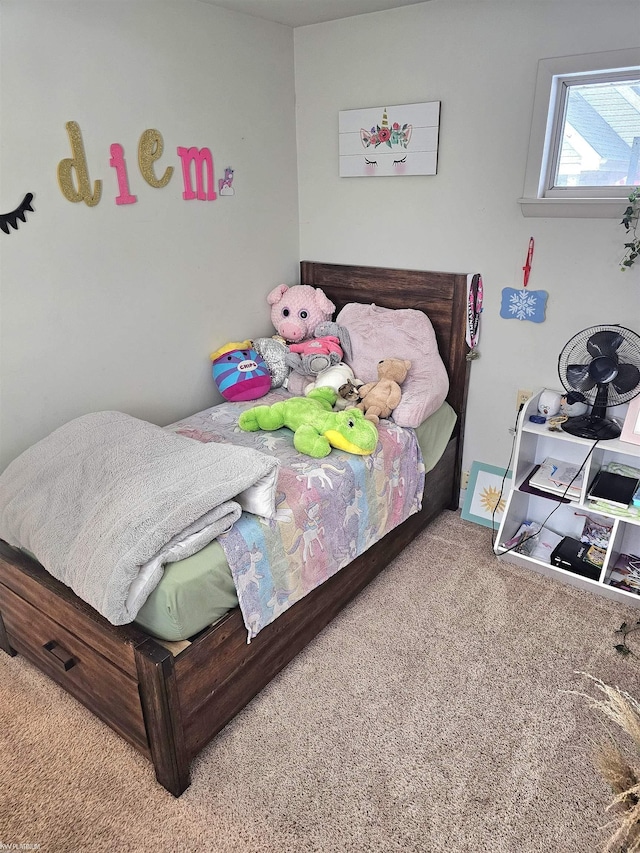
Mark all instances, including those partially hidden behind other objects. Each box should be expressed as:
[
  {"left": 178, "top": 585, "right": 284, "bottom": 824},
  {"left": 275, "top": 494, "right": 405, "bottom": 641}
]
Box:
[{"left": 356, "top": 358, "right": 411, "bottom": 425}]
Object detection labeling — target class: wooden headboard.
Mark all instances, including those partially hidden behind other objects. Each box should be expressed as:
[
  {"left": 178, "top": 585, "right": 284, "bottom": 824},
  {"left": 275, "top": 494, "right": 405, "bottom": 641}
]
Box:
[{"left": 300, "top": 261, "right": 471, "bottom": 421}]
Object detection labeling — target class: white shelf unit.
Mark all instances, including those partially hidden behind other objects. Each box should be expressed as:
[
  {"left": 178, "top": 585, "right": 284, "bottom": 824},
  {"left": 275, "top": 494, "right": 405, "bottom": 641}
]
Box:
[{"left": 495, "top": 390, "right": 640, "bottom": 607}]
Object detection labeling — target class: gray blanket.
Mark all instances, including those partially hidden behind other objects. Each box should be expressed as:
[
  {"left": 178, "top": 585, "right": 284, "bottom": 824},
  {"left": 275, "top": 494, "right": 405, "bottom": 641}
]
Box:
[{"left": 0, "top": 411, "right": 279, "bottom": 625}]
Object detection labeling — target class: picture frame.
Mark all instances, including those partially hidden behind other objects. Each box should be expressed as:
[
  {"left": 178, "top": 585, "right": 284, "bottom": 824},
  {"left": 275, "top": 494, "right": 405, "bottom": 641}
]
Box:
[
  {"left": 620, "top": 395, "right": 640, "bottom": 446},
  {"left": 338, "top": 101, "right": 440, "bottom": 178},
  {"left": 461, "top": 461, "right": 511, "bottom": 529}
]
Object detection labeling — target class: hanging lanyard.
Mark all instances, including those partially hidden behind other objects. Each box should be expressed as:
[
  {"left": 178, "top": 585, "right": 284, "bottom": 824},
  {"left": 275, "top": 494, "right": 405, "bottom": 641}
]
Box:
[{"left": 466, "top": 273, "right": 483, "bottom": 356}]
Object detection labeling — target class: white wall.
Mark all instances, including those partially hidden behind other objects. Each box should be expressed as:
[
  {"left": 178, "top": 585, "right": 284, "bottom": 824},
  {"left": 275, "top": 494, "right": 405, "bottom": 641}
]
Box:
[
  {"left": 0, "top": 1, "right": 299, "bottom": 470},
  {"left": 2, "top": 0, "right": 639, "bottom": 480},
  {"left": 294, "top": 0, "right": 640, "bottom": 479}
]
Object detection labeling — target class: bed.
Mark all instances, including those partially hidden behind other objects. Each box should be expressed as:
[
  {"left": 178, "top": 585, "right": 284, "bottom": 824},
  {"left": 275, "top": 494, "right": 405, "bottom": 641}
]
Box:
[{"left": 0, "top": 261, "right": 471, "bottom": 796}]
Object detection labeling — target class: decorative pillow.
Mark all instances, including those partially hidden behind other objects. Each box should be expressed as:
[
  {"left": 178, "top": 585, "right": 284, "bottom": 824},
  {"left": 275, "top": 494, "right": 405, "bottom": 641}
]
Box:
[
  {"left": 210, "top": 341, "right": 271, "bottom": 402},
  {"left": 336, "top": 302, "right": 449, "bottom": 427}
]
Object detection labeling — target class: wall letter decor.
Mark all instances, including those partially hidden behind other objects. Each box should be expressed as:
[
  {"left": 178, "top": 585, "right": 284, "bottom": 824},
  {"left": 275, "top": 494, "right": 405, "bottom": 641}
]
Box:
[
  {"left": 57, "top": 121, "right": 102, "bottom": 206},
  {"left": 109, "top": 143, "right": 137, "bottom": 205},
  {"left": 177, "top": 146, "right": 217, "bottom": 200},
  {"left": 138, "top": 129, "right": 174, "bottom": 189},
  {"left": 55, "top": 124, "right": 231, "bottom": 209}
]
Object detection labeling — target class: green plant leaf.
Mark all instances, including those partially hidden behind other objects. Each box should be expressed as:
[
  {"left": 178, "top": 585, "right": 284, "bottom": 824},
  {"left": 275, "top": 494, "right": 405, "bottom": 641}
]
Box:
[{"left": 619, "top": 188, "right": 640, "bottom": 270}]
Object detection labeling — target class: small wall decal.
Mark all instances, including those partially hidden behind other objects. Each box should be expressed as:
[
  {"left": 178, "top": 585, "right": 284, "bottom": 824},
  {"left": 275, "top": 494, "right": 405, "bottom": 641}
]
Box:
[
  {"left": 339, "top": 101, "right": 440, "bottom": 177},
  {"left": 0, "top": 193, "right": 35, "bottom": 234},
  {"left": 218, "top": 167, "right": 235, "bottom": 196},
  {"left": 500, "top": 287, "right": 548, "bottom": 322}
]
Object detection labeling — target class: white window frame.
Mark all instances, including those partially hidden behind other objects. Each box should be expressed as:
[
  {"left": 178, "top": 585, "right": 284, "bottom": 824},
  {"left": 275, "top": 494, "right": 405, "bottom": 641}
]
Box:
[{"left": 520, "top": 48, "right": 640, "bottom": 219}]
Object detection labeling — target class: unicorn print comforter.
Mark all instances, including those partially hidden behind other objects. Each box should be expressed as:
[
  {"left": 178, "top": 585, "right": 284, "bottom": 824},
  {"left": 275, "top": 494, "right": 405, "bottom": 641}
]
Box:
[{"left": 167, "top": 390, "right": 425, "bottom": 640}]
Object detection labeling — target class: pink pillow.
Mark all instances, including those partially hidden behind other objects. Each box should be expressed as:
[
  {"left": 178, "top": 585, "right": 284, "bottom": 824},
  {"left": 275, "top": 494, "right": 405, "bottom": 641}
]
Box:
[{"left": 336, "top": 302, "right": 449, "bottom": 427}]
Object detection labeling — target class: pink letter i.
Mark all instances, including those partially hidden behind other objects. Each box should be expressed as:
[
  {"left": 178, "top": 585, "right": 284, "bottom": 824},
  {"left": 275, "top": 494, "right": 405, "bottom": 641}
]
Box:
[{"left": 109, "top": 143, "right": 137, "bottom": 205}]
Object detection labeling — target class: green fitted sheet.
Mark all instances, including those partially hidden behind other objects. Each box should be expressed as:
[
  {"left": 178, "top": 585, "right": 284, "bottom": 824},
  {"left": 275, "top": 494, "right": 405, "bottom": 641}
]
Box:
[{"left": 134, "top": 402, "right": 457, "bottom": 641}]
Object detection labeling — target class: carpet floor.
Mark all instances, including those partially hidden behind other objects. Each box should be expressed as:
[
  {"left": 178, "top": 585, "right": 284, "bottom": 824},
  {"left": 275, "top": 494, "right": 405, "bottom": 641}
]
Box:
[{"left": 1, "top": 510, "right": 639, "bottom": 852}]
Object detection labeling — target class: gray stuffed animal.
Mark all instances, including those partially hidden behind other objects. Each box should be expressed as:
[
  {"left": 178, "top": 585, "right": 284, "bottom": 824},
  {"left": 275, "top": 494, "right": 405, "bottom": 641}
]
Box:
[
  {"left": 314, "top": 322, "right": 353, "bottom": 363},
  {"left": 252, "top": 336, "right": 290, "bottom": 388},
  {"left": 285, "top": 322, "right": 353, "bottom": 377}
]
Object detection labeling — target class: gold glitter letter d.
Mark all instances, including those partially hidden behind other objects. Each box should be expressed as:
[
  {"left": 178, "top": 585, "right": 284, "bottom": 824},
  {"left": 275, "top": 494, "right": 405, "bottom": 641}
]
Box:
[{"left": 57, "top": 121, "right": 102, "bottom": 206}]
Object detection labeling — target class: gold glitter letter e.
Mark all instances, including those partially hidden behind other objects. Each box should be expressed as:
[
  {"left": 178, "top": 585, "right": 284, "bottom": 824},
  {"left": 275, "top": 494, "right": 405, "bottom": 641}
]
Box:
[{"left": 138, "top": 129, "right": 174, "bottom": 189}]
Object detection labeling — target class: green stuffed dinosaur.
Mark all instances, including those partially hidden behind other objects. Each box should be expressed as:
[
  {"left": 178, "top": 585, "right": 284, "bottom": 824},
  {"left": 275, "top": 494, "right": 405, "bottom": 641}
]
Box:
[{"left": 238, "top": 388, "right": 379, "bottom": 458}]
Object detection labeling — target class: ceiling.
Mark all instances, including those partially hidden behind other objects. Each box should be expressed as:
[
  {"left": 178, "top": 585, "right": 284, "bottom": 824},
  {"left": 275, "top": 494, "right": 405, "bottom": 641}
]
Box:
[{"left": 197, "top": 0, "right": 429, "bottom": 28}]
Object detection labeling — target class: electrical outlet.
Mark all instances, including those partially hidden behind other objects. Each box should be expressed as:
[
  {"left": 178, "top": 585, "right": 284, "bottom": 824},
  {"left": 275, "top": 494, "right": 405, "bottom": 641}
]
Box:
[
  {"left": 516, "top": 389, "right": 533, "bottom": 411},
  {"left": 461, "top": 470, "right": 470, "bottom": 490}
]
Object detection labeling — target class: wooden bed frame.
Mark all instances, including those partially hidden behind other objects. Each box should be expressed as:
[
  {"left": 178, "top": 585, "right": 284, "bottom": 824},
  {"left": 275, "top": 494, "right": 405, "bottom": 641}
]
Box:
[{"left": 0, "top": 261, "right": 471, "bottom": 796}]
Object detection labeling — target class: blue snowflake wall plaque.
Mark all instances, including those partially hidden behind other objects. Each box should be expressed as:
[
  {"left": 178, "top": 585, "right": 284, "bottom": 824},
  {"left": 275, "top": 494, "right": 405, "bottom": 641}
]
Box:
[{"left": 500, "top": 287, "right": 548, "bottom": 322}]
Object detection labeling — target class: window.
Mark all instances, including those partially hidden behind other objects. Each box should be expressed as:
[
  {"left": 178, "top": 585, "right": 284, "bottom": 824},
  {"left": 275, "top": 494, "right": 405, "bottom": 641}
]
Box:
[
  {"left": 550, "top": 71, "right": 640, "bottom": 194},
  {"left": 521, "top": 48, "right": 640, "bottom": 218}
]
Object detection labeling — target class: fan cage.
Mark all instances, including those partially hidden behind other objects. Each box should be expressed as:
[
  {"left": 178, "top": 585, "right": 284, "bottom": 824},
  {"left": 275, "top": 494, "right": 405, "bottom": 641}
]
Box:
[{"left": 558, "top": 324, "right": 640, "bottom": 407}]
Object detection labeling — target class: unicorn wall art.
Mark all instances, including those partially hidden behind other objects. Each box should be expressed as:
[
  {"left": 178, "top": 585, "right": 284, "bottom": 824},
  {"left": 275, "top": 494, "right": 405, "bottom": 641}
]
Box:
[{"left": 338, "top": 101, "right": 440, "bottom": 178}]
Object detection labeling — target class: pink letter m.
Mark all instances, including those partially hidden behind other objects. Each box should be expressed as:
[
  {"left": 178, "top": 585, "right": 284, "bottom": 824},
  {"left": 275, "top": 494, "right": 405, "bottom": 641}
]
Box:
[{"left": 177, "top": 146, "right": 217, "bottom": 201}]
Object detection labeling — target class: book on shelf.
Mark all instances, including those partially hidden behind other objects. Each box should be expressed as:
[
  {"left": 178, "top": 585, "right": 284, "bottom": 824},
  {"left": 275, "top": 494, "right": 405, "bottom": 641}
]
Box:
[
  {"left": 527, "top": 457, "right": 583, "bottom": 499},
  {"left": 633, "top": 483, "right": 640, "bottom": 508},
  {"left": 520, "top": 466, "right": 571, "bottom": 503},
  {"left": 587, "top": 471, "right": 640, "bottom": 509}
]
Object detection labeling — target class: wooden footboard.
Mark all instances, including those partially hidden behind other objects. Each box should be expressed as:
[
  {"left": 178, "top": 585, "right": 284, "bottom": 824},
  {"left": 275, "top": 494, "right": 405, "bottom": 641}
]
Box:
[
  {"left": 0, "top": 261, "right": 471, "bottom": 796},
  {"left": 0, "top": 543, "right": 190, "bottom": 795}
]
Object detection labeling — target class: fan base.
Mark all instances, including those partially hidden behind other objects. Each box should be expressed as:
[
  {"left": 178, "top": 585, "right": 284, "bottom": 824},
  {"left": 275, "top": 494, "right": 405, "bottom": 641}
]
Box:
[{"left": 560, "top": 415, "right": 621, "bottom": 441}]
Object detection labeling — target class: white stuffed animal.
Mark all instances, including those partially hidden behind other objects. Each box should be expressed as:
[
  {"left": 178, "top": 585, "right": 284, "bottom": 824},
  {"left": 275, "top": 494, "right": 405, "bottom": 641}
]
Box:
[{"left": 304, "top": 363, "right": 362, "bottom": 410}]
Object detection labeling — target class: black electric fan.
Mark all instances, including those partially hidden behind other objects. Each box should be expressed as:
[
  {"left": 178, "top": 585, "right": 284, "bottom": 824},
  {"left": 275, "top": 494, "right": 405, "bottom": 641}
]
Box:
[{"left": 558, "top": 325, "right": 640, "bottom": 440}]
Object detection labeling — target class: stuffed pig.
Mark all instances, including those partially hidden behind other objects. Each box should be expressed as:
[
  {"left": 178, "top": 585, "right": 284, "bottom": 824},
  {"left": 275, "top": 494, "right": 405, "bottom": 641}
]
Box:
[{"left": 267, "top": 283, "right": 336, "bottom": 344}]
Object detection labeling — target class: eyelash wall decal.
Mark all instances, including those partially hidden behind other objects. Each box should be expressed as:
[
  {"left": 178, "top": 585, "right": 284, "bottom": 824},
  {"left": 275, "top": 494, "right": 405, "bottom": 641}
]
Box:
[
  {"left": 0, "top": 193, "right": 35, "bottom": 235},
  {"left": 364, "top": 158, "right": 378, "bottom": 166},
  {"left": 393, "top": 157, "right": 407, "bottom": 165}
]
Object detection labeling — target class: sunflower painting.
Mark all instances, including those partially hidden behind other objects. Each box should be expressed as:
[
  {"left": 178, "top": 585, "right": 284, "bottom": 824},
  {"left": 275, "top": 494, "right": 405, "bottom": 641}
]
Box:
[
  {"left": 461, "top": 462, "right": 511, "bottom": 529},
  {"left": 479, "top": 483, "right": 506, "bottom": 516}
]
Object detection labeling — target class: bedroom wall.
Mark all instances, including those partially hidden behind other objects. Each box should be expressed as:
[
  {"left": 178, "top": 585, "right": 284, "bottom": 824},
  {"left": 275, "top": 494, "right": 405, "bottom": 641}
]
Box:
[
  {"left": 0, "top": 0, "right": 298, "bottom": 470},
  {"left": 294, "top": 0, "right": 640, "bottom": 483}
]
